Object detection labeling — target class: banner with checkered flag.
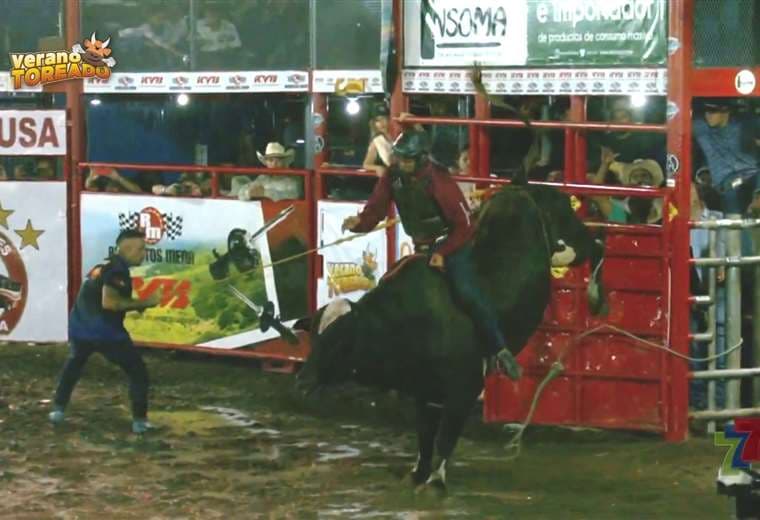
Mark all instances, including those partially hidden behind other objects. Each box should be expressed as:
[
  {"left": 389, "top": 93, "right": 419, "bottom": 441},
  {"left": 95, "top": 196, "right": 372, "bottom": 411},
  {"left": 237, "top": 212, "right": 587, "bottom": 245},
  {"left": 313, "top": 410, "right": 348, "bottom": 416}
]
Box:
[
  {"left": 117, "top": 211, "right": 183, "bottom": 241},
  {"left": 118, "top": 211, "right": 140, "bottom": 231},
  {"left": 163, "top": 213, "right": 183, "bottom": 240}
]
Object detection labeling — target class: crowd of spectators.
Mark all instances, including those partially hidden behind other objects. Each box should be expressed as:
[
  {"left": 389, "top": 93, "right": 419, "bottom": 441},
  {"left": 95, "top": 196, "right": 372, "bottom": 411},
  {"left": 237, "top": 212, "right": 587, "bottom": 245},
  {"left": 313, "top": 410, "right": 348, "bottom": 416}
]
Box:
[{"left": 0, "top": 157, "right": 61, "bottom": 181}]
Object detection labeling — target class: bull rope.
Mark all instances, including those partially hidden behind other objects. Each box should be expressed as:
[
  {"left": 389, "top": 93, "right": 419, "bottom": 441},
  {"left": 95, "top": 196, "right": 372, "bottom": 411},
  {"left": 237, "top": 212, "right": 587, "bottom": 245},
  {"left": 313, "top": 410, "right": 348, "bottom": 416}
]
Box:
[
  {"left": 260, "top": 218, "right": 399, "bottom": 270},
  {"left": 502, "top": 324, "right": 744, "bottom": 461}
]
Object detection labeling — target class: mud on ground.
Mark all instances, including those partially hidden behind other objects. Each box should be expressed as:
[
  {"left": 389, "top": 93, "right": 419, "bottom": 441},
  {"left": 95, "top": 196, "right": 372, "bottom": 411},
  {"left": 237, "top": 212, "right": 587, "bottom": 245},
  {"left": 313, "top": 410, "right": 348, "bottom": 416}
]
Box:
[{"left": 0, "top": 343, "right": 733, "bottom": 519}]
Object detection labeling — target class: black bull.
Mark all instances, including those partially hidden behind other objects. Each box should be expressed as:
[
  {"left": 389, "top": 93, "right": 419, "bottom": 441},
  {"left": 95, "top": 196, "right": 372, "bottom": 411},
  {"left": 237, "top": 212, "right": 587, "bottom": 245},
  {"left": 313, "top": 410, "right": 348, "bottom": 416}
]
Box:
[{"left": 295, "top": 184, "right": 605, "bottom": 490}]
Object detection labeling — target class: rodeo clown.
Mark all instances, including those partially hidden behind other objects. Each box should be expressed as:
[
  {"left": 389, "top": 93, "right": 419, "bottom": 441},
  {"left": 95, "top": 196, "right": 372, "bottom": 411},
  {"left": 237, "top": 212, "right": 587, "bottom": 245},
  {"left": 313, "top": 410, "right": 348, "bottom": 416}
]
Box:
[
  {"left": 49, "top": 229, "right": 160, "bottom": 434},
  {"left": 341, "top": 128, "right": 522, "bottom": 381}
]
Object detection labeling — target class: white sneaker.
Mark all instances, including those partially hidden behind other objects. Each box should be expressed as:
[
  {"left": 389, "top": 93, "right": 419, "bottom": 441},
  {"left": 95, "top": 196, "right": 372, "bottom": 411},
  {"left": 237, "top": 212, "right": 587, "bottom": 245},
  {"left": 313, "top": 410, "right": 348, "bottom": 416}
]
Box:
[
  {"left": 48, "top": 409, "right": 65, "bottom": 425},
  {"left": 131, "top": 419, "right": 158, "bottom": 434}
]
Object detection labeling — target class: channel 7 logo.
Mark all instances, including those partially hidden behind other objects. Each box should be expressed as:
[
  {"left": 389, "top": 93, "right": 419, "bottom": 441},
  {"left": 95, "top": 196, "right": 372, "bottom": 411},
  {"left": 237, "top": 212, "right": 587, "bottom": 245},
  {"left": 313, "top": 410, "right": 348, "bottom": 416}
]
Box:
[{"left": 715, "top": 418, "right": 760, "bottom": 473}]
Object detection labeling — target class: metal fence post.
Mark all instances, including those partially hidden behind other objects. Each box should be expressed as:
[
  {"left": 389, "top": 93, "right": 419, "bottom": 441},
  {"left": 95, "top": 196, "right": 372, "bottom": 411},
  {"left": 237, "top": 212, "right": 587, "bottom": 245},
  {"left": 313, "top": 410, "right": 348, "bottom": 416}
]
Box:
[
  {"left": 706, "top": 227, "right": 718, "bottom": 433},
  {"left": 753, "top": 226, "right": 760, "bottom": 406},
  {"left": 725, "top": 217, "right": 743, "bottom": 410}
]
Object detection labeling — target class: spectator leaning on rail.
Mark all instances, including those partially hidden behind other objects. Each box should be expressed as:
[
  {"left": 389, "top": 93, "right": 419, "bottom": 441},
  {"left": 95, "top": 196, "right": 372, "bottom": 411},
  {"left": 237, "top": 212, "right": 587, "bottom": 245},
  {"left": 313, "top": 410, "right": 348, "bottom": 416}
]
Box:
[
  {"left": 693, "top": 98, "right": 760, "bottom": 215},
  {"left": 229, "top": 142, "right": 303, "bottom": 202},
  {"left": 49, "top": 229, "right": 160, "bottom": 434},
  {"left": 86, "top": 167, "right": 142, "bottom": 193}
]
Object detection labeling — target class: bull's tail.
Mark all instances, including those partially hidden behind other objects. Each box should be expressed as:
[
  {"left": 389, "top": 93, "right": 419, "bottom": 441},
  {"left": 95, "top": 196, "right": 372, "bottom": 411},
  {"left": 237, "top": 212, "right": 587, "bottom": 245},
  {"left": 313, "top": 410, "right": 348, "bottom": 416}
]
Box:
[{"left": 471, "top": 63, "right": 531, "bottom": 186}]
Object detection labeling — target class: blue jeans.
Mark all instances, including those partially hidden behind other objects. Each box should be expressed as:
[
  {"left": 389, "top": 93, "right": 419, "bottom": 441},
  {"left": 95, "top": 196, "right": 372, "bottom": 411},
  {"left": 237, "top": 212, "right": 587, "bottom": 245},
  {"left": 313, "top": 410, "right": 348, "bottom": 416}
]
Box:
[
  {"left": 53, "top": 340, "right": 149, "bottom": 419},
  {"left": 717, "top": 170, "right": 759, "bottom": 214},
  {"left": 443, "top": 245, "right": 506, "bottom": 356}
]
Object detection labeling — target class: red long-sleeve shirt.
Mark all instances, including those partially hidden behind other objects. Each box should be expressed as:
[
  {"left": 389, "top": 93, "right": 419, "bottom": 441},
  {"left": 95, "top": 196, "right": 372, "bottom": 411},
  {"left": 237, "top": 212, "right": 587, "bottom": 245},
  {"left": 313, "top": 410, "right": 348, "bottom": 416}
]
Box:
[{"left": 353, "top": 162, "right": 474, "bottom": 257}]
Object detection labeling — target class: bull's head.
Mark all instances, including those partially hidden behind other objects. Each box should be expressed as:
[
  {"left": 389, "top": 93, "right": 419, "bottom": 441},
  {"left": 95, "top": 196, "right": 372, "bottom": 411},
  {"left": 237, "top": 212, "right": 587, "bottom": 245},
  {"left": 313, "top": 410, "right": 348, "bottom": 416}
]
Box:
[
  {"left": 82, "top": 32, "right": 112, "bottom": 66},
  {"left": 525, "top": 185, "right": 607, "bottom": 315},
  {"left": 294, "top": 299, "right": 360, "bottom": 393}
]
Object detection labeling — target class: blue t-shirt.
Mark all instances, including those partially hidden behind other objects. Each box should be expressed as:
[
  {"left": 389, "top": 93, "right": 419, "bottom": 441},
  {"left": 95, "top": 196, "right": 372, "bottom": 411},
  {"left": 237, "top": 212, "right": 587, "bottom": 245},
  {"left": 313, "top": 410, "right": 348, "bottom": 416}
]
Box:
[{"left": 69, "top": 256, "right": 132, "bottom": 342}]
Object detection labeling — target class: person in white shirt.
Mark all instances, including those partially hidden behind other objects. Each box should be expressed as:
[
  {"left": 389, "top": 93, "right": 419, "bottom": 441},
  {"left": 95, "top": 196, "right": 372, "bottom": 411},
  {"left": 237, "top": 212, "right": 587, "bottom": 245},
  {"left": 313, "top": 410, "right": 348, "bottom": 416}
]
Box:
[
  {"left": 118, "top": 8, "right": 187, "bottom": 68},
  {"left": 362, "top": 103, "right": 392, "bottom": 177},
  {"left": 231, "top": 142, "right": 303, "bottom": 202},
  {"left": 196, "top": 4, "right": 241, "bottom": 53}
]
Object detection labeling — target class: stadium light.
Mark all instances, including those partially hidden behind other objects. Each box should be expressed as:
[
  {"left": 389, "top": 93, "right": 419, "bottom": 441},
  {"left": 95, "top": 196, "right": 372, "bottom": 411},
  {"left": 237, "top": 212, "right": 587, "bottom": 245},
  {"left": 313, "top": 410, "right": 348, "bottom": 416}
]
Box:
[
  {"left": 630, "top": 93, "right": 647, "bottom": 108},
  {"left": 346, "top": 97, "right": 360, "bottom": 116}
]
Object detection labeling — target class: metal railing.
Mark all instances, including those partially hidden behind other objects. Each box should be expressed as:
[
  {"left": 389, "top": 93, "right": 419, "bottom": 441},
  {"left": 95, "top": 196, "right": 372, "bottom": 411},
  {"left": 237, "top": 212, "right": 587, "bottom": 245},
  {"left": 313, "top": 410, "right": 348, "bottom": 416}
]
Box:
[{"left": 688, "top": 214, "right": 760, "bottom": 427}]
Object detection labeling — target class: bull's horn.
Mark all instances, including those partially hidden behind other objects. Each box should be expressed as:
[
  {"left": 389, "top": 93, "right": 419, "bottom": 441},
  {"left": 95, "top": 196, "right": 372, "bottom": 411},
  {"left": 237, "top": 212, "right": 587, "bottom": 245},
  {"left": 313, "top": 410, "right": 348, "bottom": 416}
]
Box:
[
  {"left": 102, "top": 36, "right": 111, "bottom": 48},
  {"left": 90, "top": 32, "right": 96, "bottom": 43}
]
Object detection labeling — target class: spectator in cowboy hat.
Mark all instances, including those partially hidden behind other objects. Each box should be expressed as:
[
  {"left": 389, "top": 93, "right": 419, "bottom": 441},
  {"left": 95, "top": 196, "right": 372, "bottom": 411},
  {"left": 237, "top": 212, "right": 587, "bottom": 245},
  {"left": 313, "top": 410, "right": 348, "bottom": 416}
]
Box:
[
  {"left": 230, "top": 142, "right": 303, "bottom": 201},
  {"left": 590, "top": 147, "right": 664, "bottom": 224}
]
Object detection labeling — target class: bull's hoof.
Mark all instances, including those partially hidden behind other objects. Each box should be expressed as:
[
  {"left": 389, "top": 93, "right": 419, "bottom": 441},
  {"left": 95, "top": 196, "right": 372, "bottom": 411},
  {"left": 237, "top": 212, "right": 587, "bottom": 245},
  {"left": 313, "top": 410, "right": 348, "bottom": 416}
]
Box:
[
  {"left": 416, "top": 478, "right": 447, "bottom": 497},
  {"left": 403, "top": 468, "right": 430, "bottom": 487}
]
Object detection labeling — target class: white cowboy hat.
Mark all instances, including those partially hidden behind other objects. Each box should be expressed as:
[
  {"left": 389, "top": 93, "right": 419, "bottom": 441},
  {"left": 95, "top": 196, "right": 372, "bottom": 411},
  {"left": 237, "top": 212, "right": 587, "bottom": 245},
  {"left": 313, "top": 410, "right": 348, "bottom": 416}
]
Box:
[
  {"left": 256, "top": 142, "right": 295, "bottom": 165},
  {"left": 611, "top": 159, "right": 664, "bottom": 187}
]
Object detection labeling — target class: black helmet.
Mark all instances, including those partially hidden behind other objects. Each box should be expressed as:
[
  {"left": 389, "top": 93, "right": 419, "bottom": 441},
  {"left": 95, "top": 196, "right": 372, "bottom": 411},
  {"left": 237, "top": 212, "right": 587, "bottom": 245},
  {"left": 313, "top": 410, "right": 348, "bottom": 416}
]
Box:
[
  {"left": 392, "top": 130, "right": 430, "bottom": 159},
  {"left": 369, "top": 102, "right": 390, "bottom": 120}
]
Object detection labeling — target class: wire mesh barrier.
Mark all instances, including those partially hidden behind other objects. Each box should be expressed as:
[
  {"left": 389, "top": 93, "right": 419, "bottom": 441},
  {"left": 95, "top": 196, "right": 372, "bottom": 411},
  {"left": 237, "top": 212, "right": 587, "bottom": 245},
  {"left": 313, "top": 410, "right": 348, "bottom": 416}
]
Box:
[{"left": 694, "top": 0, "right": 760, "bottom": 68}]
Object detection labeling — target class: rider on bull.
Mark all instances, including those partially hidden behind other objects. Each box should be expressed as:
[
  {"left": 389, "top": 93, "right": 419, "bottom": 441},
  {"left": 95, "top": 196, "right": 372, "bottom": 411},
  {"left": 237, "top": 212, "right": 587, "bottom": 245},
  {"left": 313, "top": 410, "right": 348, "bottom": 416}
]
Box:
[{"left": 342, "top": 128, "right": 522, "bottom": 381}]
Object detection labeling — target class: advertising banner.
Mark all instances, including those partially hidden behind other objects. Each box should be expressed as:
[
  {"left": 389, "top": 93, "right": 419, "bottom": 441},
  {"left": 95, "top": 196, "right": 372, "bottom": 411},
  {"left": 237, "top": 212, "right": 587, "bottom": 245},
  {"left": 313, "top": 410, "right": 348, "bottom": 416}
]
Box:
[
  {"left": 527, "top": 0, "right": 667, "bottom": 66},
  {"left": 316, "top": 201, "right": 388, "bottom": 309},
  {"left": 80, "top": 194, "right": 285, "bottom": 349},
  {"left": 83, "top": 71, "right": 309, "bottom": 94},
  {"left": 405, "top": 0, "right": 666, "bottom": 67},
  {"left": 0, "top": 182, "right": 68, "bottom": 342},
  {"left": 0, "top": 110, "right": 67, "bottom": 156},
  {"left": 402, "top": 67, "right": 667, "bottom": 96},
  {"left": 405, "top": 0, "right": 528, "bottom": 67}
]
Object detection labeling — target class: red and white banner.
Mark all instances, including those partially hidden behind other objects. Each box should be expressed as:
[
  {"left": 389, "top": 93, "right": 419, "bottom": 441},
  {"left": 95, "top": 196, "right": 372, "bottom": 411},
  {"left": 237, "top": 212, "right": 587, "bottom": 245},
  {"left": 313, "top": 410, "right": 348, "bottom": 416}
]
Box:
[
  {"left": 402, "top": 68, "right": 667, "bottom": 96},
  {"left": 0, "top": 110, "right": 67, "bottom": 156},
  {"left": 312, "top": 70, "right": 385, "bottom": 93},
  {"left": 0, "top": 182, "right": 68, "bottom": 342},
  {"left": 83, "top": 71, "right": 310, "bottom": 93}
]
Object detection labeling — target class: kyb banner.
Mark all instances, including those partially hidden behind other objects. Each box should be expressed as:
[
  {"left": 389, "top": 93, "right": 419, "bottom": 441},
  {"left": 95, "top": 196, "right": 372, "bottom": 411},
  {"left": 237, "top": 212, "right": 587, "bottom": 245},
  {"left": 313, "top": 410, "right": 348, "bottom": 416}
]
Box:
[
  {"left": 83, "top": 71, "right": 309, "bottom": 94},
  {"left": 0, "top": 110, "right": 66, "bottom": 155},
  {"left": 406, "top": 0, "right": 667, "bottom": 67}
]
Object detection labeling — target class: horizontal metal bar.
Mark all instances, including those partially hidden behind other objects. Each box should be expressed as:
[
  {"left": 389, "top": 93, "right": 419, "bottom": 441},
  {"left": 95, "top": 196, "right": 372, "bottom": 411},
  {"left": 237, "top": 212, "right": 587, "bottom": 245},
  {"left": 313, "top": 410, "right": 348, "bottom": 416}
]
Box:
[
  {"left": 317, "top": 167, "right": 381, "bottom": 178},
  {"left": 689, "top": 295, "right": 714, "bottom": 306},
  {"left": 692, "top": 256, "right": 760, "bottom": 267},
  {"left": 397, "top": 115, "right": 667, "bottom": 133},
  {"left": 690, "top": 331, "right": 715, "bottom": 342},
  {"left": 690, "top": 218, "right": 760, "bottom": 230},
  {"left": 689, "top": 407, "right": 760, "bottom": 420},
  {"left": 691, "top": 368, "right": 760, "bottom": 379},
  {"left": 79, "top": 162, "right": 309, "bottom": 177}
]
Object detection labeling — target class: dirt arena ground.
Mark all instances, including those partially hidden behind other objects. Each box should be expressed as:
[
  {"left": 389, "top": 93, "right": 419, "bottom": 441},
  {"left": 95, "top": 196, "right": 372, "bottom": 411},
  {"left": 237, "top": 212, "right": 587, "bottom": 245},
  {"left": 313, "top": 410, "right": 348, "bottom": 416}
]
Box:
[{"left": 0, "top": 343, "right": 734, "bottom": 519}]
